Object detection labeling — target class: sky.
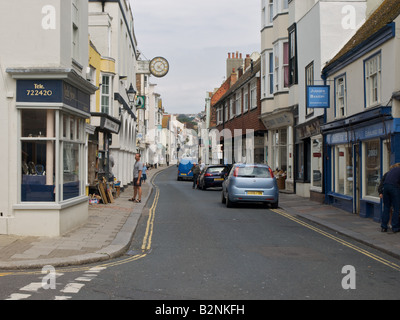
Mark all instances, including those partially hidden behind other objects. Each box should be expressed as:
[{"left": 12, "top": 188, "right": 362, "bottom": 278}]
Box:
[{"left": 130, "top": 0, "right": 261, "bottom": 115}]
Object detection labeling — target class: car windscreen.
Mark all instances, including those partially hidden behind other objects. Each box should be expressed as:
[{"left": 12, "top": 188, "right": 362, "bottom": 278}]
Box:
[
  {"left": 207, "top": 167, "right": 226, "bottom": 174},
  {"left": 236, "top": 166, "right": 272, "bottom": 178}
]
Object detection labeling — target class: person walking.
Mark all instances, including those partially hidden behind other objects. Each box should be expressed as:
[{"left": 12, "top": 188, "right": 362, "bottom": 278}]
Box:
[
  {"left": 381, "top": 165, "right": 400, "bottom": 233},
  {"left": 130, "top": 153, "right": 143, "bottom": 203},
  {"left": 142, "top": 163, "right": 147, "bottom": 184},
  {"left": 188, "top": 162, "right": 200, "bottom": 189}
]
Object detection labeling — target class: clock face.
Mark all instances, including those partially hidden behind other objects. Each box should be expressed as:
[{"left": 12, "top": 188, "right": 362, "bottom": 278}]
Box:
[{"left": 149, "top": 57, "right": 169, "bottom": 78}]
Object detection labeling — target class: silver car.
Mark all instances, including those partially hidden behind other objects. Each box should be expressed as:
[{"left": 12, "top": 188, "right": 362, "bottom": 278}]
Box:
[{"left": 221, "top": 164, "right": 279, "bottom": 208}]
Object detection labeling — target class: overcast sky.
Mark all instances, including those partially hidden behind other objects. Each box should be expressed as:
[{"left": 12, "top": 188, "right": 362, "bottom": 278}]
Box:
[{"left": 130, "top": 0, "right": 261, "bottom": 115}]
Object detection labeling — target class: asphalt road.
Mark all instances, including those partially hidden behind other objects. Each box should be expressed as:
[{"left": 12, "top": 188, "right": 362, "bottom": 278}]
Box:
[{"left": 2, "top": 166, "right": 400, "bottom": 304}]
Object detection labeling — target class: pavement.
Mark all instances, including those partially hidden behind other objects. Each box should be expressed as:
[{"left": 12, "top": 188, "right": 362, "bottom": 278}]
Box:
[{"left": 1, "top": 166, "right": 400, "bottom": 271}]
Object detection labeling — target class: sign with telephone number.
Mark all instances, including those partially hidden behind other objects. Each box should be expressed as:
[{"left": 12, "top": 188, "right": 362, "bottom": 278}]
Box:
[{"left": 16, "top": 80, "right": 90, "bottom": 113}]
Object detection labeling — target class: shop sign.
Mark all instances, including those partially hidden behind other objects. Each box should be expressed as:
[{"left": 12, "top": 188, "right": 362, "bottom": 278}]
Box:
[
  {"left": 100, "top": 117, "right": 121, "bottom": 134},
  {"left": 16, "top": 80, "right": 63, "bottom": 103},
  {"left": 307, "top": 86, "right": 330, "bottom": 109},
  {"left": 17, "top": 80, "right": 90, "bottom": 114},
  {"left": 136, "top": 96, "right": 146, "bottom": 109}
]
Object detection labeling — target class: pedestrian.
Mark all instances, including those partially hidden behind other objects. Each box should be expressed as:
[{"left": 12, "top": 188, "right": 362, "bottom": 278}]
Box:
[
  {"left": 130, "top": 153, "right": 143, "bottom": 203},
  {"left": 379, "top": 163, "right": 400, "bottom": 229},
  {"left": 380, "top": 164, "right": 400, "bottom": 233},
  {"left": 142, "top": 163, "right": 147, "bottom": 184},
  {"left": 188, "top": 162, "right": 200, "bottom": 189}
]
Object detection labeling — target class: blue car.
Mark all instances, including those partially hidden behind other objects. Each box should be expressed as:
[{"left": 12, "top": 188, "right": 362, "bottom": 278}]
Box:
[
  {"left": 177, "top": 158, "right": 196, "bottom": 181},
  {"left": 222, "top": 163, "right": 279, "bottom": 208}
]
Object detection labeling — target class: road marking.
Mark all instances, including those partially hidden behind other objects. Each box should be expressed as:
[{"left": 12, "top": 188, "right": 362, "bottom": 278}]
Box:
[
  {"left": 60, "top": 282, "right": 85, "bottom": 294},
  {"left": 271, "top": 208, "right": 400, "bottom": 272},
  {"left": 1, "top": 170, "right": 163, "bottom": 279},
  {"left": 19, "top": 282, "right": 43, "bottom": 292},
  {"left": 6, "top": 293, "right": 31, "bottom": 300},
  {"left": 54, "top": 296, "right": 72, "bottom": 300}
]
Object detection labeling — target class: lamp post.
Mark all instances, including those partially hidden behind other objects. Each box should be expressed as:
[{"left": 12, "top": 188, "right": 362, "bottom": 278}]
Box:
[
  {"left": 126, "top": 83, "right": 137, "bottom": 153},
  {"left": 127, "top": 83, "right": 137, "bottom": 106}
]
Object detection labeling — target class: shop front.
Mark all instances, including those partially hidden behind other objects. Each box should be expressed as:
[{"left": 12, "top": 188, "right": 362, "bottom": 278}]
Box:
[
  {"left": 295, "top": 116, "right": 324, "bottom": 201},
  {"left": 6, "top": 69, "right": 97, "bottom": 236},
  {"left": 89, "top": 113, "right": 121, "bottom": 188},
  {"left": 261, "top": 107, "right": 296, "bottom": 192},
  {"left": 322, "top": 106, "right": 394, "bottom": 221}
]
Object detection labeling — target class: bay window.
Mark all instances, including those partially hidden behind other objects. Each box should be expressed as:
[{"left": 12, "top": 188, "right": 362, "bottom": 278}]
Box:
[{"left": 20, "top": 109, "right": 86, "bottom": 203}]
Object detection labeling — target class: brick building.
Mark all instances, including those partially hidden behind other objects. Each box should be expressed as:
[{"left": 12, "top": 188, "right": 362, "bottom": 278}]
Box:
[{"left": 210, "top": 53, "right": 267, "bottom": 164}]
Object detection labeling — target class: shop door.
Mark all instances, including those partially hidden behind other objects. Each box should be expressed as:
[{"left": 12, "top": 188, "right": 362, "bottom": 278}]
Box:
[{"left": 353, "top": 144, "right": 361, "bottom": 214}]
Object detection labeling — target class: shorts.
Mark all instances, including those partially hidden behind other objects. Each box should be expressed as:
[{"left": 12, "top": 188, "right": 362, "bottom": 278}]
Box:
[{"left": 134, "top": 178, "right": 142, "bottom": 187}]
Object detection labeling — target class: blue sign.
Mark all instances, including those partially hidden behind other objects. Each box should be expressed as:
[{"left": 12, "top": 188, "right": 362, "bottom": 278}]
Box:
[
  {"left": 307, "top": 86, "right": 330, "bottom": 109},
  {"left": 17, "top": 80, "right": 90, "bottom": 114},
  {"left": 16, "top": 80, "right": 63, "bottom": 103}
]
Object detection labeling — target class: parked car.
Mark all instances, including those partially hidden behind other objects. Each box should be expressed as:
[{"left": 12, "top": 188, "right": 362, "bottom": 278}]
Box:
[
  {"left": 198, "top": 165, "right": 230, "bottom": 190},
  {"left": 221, "top": 163, "right": 279, "bottom": 208},
  {"left": 177, "top": 158, "right": 196, "bottom": 181}
]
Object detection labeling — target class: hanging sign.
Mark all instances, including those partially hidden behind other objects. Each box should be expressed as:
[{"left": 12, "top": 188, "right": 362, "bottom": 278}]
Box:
[
  {"left": 136, "top": 96, "right": 146, "bottom": 109},
  {"left": 307, "top": 86, "right": 330, "bottom": 109}
]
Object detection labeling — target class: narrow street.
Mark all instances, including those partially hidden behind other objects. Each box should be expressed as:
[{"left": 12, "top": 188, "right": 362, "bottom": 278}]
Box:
[{"left": 2, "top": 166, "right": 400, "bottom": 304}]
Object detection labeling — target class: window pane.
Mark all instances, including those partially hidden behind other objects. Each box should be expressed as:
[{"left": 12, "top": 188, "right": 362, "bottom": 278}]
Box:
[
  {"left": 312, "top": 138, "right": 323, "bottom": 188},
  {"left": 364, "top": 139, "right": 380, "bottom": 197},
  {"left": 21, "top": 141, "right": 55, "bottom": 202},
  {"left": 63, "top": 142, "right": 81, "bottom": 200},
  {"left": 21, "top": 109, "right": 54, "bottom": 138}
]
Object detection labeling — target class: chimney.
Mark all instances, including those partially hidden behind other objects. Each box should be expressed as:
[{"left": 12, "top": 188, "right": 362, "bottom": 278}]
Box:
[
  {"left": 244, "top": 54, "right": 252, "bottom": 71},
  {"left": 230, "top": 68, "right": 238, "bottom": 85},
  {"left": 226, "top": 51, "right": 244, "bottom": 79}
]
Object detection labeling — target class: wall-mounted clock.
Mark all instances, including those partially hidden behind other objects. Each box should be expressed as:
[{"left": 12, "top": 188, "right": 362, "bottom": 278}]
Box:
[{"left": 149, "top": 57, "right": 169, "bottom": 78}]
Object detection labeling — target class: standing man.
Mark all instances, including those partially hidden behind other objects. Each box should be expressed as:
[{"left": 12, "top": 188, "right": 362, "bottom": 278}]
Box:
[
  {"left": 188, "top": 162, "right": 200, "bottom": 189},
  {"left": 381, "top": 165, "right": 400, "bottom": 233},
  {"left": 130, "top": 153, "right": 143, "bottom": 203}
]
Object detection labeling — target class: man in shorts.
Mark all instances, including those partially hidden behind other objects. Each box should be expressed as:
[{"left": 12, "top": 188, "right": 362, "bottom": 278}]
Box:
[{"left": 130, "top": 153, "right": 143, "bottom": 203}]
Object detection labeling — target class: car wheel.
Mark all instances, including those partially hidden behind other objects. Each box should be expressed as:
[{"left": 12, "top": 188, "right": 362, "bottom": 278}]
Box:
[
  {"left": 221, "top": 190, "right": 226, "bottom": 204},
  {"left": 226, "top": 195, "right": 234, "bottom": 208},
  {"left": 271, "top": 201, "right": 279, "bottom": 209}
]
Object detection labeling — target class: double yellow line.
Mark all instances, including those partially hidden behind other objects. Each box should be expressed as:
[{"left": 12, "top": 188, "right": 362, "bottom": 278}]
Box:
[
  {"left": 271, "top": 208, "right": 400, "bottom": 272},
  {"left": 0, "top": 171, "right": 163, "bottom": 277}
]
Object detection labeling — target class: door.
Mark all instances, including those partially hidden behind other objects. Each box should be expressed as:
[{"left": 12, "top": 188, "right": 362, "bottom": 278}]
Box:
[{"left": 353, "top": 143, "right": 361, "bottom": 214}]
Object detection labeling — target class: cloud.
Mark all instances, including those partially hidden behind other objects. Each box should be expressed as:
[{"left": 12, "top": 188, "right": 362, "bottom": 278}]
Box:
[{"left": 131, "top": 0, "right": 260, "bottom": 114}]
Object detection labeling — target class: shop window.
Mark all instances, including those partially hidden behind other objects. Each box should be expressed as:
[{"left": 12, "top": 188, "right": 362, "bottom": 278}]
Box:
[
  {"left": 20, "top": 110, "right": 56, "bottom": 202},
  {"left": 311, "top": 137, "right": 323, "bottom": 189},
  {"left": 296, "top": 138, "right": 310, "bottom": 182},
  {"left": 363, "top": 139, "right": 380, "bottom": 198},
  {"left": 61, "top": 114, "right": 85, "bottom": 201},
  {"left": 334, "top": 145, "right": 353, "bottom": 196},
  {"left": 272, "top": 129, "right": 287, "bottom": 172},
  {"left": 20, "top": 110, "right": 86, "bottom": 203}
]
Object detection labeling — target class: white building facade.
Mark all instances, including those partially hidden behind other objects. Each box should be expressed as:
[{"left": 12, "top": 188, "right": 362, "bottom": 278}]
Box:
[
  {"left": 290, "top": 0, "right": 367, "bottom": 200},
  {"left": 89, "top": 0, "right": 138, "bottom": 187},
  {"left": 0, "top": 0, "right": 97, "bottom": 236}
]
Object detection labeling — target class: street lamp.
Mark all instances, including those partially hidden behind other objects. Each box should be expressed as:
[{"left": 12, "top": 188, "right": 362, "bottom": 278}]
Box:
[{"left": 127, "top": 83, "right": 137, "bottom": 105}]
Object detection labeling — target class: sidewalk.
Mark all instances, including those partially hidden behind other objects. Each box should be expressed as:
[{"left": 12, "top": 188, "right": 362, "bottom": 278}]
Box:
[
  {"left": 279, "top": 193, "right": 400, "bottom": 259},
  {"left": 0, "top": 166, "right": 168, "bottom": 271},
  {"left": 2, "top": 168, "right": 400, "bottom": 270}
]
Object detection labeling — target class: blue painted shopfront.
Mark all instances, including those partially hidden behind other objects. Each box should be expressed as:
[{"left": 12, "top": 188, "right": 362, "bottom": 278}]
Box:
[{"left": 322, "top": 106, "right": 399, "bottom": 222}]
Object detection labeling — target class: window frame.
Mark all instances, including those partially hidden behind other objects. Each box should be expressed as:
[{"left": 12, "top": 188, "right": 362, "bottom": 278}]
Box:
[
  {"left": 364, "top": 51, "right": 382, "bottom": 108},
  {"left": 334, "top": 74, "right": 347, "bottom": 118}
]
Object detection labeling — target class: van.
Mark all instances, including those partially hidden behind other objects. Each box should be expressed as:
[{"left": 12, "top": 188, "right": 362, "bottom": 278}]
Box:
[{"left": 177, "top": 158, "right": 196, "bottom": 181}]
